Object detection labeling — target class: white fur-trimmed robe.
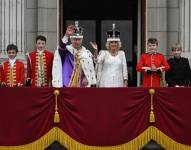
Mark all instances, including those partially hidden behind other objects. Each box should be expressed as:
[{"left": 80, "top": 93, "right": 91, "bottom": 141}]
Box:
[{"left": 52, "top": 44, "right": 96, "bottom": 87}]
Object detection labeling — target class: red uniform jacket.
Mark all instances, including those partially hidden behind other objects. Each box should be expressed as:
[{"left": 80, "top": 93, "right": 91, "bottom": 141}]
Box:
[
  {"left": 136, "top": 53, "right": 170, "bottom": 87},
  {"left": 1, "top": 60, "right": 24, "bottom": 87},
  {"left": 27, "top": 50, "right": 54, "bottom": 87}
]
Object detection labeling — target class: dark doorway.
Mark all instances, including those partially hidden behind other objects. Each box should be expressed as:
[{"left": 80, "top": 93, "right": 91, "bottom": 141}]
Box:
[
  {"left": 141, "top": 140, "right": 165, "bottom": 150},
  {"left": 59, "top": 0, "right": 142, "bottom": 86},
  {"left": 44, "top": 141, "right": 67, "bottom": 150}
]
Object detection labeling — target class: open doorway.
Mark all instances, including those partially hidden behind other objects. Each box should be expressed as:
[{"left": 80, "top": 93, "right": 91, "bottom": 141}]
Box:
[{"left": 58, "top": 0, "right": 146, "bottom": 86}]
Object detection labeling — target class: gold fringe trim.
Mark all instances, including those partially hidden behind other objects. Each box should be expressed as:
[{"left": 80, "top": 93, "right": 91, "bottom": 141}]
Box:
[
  {"left": 0, "top": 126, "right": 191, "bottom": 150},
  {"left": 0, "top": 128, "right": 57, "bottom": 150}
]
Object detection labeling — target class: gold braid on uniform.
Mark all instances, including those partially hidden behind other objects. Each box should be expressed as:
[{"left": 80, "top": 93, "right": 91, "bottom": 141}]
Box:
[
  {"left": 35, "top": 52, "right": 47, "bottom": 87},
  {"left": 7, "top": 63, "right": 16, "bottom": 87},
  {"left": 69, "top": 53, "right": 81, "bottom": 87}
]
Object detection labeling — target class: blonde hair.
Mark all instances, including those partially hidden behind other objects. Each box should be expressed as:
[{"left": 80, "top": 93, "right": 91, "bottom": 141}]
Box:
[
  {"left": 171, "top": 43, "right": 182, "bottom": 51},
  {"left": 105, "top": 41, "right": 122, "bottom": 50}
]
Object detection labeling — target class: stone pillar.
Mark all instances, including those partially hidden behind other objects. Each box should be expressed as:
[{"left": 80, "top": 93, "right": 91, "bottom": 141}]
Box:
[
  {"left": 37, "top": 0, "right": 57, "bottom": 51},
  {"left": 180, "top": 0, "right": 191, "bottom": 63},
  {"left": 147, "top": 0, "right": 181, "bottom": 57},
  {"left": 166, "top": 0, "right": 180, "bottom": 56},
  {"left": 147, "top": 0, "right": 168, "bottom": 55},
  {"left": 24, "top": 0, "right": 57, "bottom": 53},
  {"left": 1, "top": 0, "right": 25, "bottom": 59}
]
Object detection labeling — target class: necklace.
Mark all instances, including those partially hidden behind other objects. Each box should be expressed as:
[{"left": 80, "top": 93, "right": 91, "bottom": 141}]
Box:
[{"left": 109, "top": 50, "right": 118, "bottom": 56}]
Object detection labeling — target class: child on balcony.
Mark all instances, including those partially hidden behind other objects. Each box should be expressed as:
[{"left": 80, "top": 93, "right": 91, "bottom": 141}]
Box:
[
  {"left": 136, "top": 38, "right": 170, "bottom": 87},
  {"left": 0, "top": 44, "right": 24, "bottom": 87}
]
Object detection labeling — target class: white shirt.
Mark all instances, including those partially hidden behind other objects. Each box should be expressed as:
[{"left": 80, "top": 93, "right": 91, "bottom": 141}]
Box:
[
  {"left": 9, "top": 58, "right": 16, "bottom": 68},
  {"left": 37, "top": 49, "right": 44, "bottom": 55}
]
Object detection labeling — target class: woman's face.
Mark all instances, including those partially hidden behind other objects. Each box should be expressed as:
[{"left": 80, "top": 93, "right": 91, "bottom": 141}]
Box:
[{"left": 109, "top": 41, "right": 118, "bottom": 51}]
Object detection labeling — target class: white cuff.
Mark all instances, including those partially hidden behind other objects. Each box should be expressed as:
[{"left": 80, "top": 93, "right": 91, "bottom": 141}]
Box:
[
  {"left": 123, "top": 76, "right": 128, "bottom": 80},
  {"left": 62, "top": 36, "right": 69, "bottom": 44}
]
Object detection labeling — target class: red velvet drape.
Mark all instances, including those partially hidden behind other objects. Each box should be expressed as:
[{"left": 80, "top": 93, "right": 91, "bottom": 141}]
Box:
[{"left": 0, "top": 87, "right": 191, "bottom": 146}]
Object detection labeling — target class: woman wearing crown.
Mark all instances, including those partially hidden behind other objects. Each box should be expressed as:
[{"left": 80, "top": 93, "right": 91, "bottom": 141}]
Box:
[
  {"left": 52, "top": 21, "right": 96, "bottom": 87},
  {"left": 91, "top": 24, "right": 128, "bottom": 87}
]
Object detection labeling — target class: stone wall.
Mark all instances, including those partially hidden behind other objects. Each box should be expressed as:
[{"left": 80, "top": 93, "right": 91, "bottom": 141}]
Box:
[
  {"left": 147, "top": 0, "right": 180, "bottom": 57},
  {"left": 25, "top": 0, "right": 57, "bottom": 53}
]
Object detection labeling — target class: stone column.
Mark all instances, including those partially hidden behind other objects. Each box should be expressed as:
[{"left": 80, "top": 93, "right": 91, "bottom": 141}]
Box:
[
  {"left": 165, "top": 0, "right": 180, "bottom": 57},
  {"left": 147, "top": 0, "right": 168, "bottom": 55},
  {"left": 1, "top": 0, "right": 25, "bottom": 59},
  {"left": 180, "top": 0, "right": 191, "bottom": 63},
  {"left": 37, "top": 0, "right": 57, "bottom": 51}
]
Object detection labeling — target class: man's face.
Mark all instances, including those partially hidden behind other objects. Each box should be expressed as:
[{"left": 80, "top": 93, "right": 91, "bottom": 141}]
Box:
[
  {"left": 147, "top": 43, "right": 158, "bottom": 53},
  {"left": 7, "top": 49, "right": 17, "bottom": 60},
  {"left": 36, "top": 39, "right": 46, "bottom": 51},
  {"left": 172, "top": 48, "right": 182, "bottom": 58},
  {"left": 71, "top": 38, "right": 83, "bottom": 49}
]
